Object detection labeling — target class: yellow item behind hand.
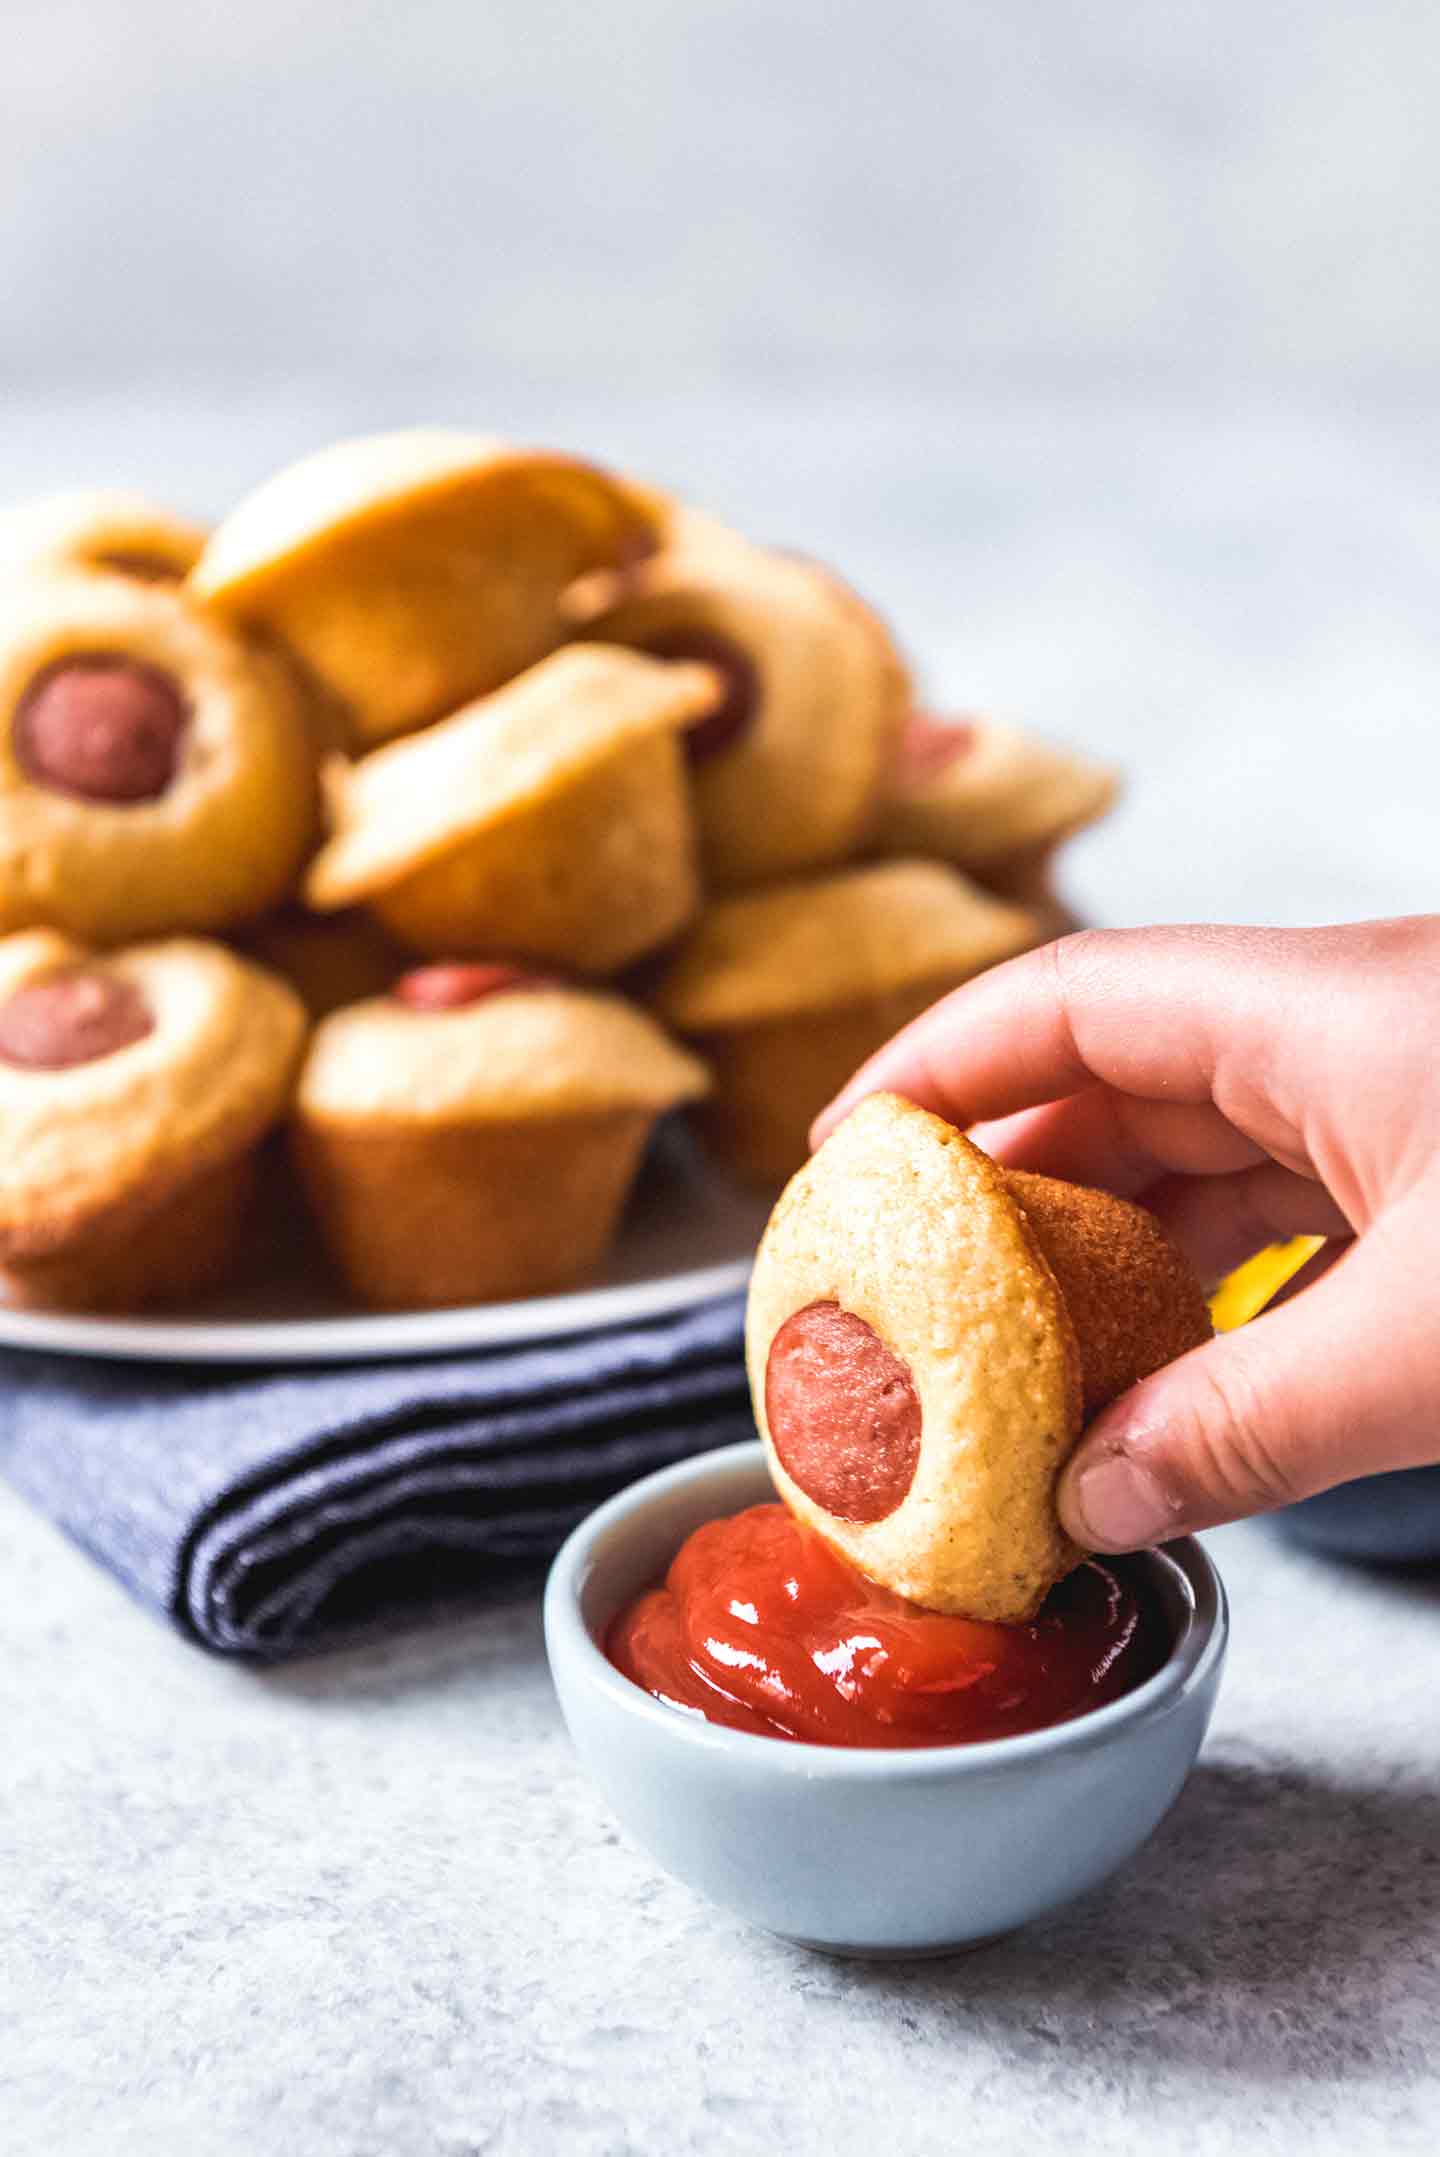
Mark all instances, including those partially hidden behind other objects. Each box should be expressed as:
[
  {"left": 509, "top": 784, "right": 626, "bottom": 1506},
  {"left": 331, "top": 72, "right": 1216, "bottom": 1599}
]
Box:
[{"left": 1209, "top": 1237, "right": 1326, "bottom": 1332}]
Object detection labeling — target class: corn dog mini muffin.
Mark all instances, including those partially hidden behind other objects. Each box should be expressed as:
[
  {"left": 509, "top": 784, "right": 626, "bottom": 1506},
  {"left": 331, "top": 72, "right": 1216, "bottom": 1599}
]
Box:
[
  {"left": 0, "top": 930, "right": 306, "bottom": 1311},
  {"left": 294, "top": 963, "right": 709, "bottom": 1308},
  {"left": 748, "top": 1093, "right": 1212, "bottom": 1622},
  {"left": 875, "top": 711, "right": 1120, "bottom": 897},
  {"left": 650, "top": 859, "right": 1040, "bottom": 1188},
  {"left": 0, "top": 570, "right": 317, "bottom": 944},
  {"left": 304, "top": 645, "right": 716, "bottom": 974},
  {"left": 0, "top": 488, "right": 209, "bottom": 586},
  {"left": 191, "top": 430, "right": 660, "bottom": 747},
  {"left": 590, "top": 546, "right": 910, "bottom": 888}
]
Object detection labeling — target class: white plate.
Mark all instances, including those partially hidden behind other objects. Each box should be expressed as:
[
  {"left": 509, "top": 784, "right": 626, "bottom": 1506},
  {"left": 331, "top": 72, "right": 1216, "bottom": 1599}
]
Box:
[{"left": 0, "top": 1127, "right": 767, "bottom": 1366}]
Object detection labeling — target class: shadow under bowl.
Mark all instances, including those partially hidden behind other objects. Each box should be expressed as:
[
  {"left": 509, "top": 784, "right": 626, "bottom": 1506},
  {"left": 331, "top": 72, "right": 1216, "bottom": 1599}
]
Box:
[{"left": 544, "top": 1441, "right": 1228, "bottom": 1957}]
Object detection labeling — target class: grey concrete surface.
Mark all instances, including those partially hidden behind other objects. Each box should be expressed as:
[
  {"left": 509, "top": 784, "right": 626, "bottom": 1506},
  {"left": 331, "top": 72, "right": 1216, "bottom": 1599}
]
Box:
[{"left": 3, "top": 1455, "right": 1438, "bottom": 2156}]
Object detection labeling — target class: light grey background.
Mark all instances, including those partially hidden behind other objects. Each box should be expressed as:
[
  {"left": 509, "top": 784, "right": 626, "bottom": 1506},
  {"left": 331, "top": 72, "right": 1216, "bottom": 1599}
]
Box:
[
  {"left": 3, "top": 10, "right": 1439, "bottom": 2153},
  {"left": 3, "top": 0, "right": 1438, "bottom": 394}
]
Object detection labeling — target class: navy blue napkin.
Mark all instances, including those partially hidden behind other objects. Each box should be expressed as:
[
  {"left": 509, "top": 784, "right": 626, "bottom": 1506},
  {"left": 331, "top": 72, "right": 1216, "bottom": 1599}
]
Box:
[{"left": 0, "top": 1291, "right": 751, "bottom": 1660}]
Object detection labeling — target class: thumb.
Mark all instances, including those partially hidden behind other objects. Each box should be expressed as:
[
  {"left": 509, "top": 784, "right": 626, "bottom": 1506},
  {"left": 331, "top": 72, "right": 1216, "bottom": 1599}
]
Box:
[{"left": 1057, "top": 1205, "right": 1439, "bottom": 1549}]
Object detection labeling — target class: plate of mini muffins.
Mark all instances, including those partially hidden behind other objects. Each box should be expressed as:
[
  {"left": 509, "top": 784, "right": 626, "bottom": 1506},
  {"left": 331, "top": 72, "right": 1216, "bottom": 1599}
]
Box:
[{"left": 0, "top": 436, "right": 1117, "bottom": 1363}]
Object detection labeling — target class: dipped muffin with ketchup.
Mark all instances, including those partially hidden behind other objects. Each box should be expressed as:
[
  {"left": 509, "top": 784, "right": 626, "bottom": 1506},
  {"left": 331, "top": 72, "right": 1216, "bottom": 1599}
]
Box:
[{"left": 609, "top": 1092, "right": 1212, "bottom": 1748}]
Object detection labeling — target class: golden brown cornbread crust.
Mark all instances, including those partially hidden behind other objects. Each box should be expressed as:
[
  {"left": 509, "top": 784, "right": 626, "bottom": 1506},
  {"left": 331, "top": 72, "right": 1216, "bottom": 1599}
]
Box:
[
  {"left": 651, "top": 859, "right": 1039, "bottom": 1031},
  {"left": 295, "top": 981, "right": 709, "bottom": 1308},
  {"left": 748, "top": 1093, "right": 1085, "bottom": 1623},
  {"left": 591, "top": 546, "right": 911, "bottom": 888},
  {"left": 876, "top": 717, "right": 1120, "bottom": 875},
  {"left": 560, "top": 487, "right": 763, "bottom": 625},
  {"left": 0, "top": 932, "right": 307, "bottom": 1258},
  {"left": 297, "top": 983, "right": 708, "bottom": 1128},
  {"left": 305, "top": 645, "right": 716, "bottom": 908},
  {"left": 0, "top": 489, "right": 209, "bottom": 583},
  {"left": 1004, "top": 1168, "right": 1213, "bottom": 1420},
  {"left": 191, "top": 431, "right": 661, "bottom": 745},
  {"left": 293, "top": 1108, "right": 660, "bottom": 1310},
  {"left": 0, "top": 572, "right": 318, "bottom": 944}
]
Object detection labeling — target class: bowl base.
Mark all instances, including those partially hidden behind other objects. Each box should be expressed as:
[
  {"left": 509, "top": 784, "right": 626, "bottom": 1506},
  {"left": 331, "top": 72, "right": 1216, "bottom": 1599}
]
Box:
[{"left": 772, "top": 1928, "right": 1016, "bottom": 1962}]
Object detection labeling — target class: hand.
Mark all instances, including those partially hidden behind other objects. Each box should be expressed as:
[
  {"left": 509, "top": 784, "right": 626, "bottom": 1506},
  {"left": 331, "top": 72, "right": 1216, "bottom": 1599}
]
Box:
[{"left": 813, "top": 918, "right": 1440, "bottom": 1551}]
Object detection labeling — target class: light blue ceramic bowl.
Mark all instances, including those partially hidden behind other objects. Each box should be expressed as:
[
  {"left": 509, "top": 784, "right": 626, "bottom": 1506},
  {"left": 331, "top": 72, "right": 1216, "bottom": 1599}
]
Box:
[{"left": 544, "top": 1442, "right": 1228, "bottom": 1957}]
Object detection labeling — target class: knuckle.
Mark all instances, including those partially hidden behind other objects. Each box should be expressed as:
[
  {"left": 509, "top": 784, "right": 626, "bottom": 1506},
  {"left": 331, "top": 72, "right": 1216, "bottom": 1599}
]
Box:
[
  {"left": 1048, "top": 925, "right": 1109, "bottom": 996},
  {"left": 1047, "top": 927, "right": 1113, "bottom": 1063}
]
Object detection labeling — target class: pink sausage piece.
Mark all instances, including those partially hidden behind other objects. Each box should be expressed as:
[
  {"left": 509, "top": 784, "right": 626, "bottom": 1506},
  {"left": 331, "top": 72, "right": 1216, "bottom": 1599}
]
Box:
[
  {"left": 0, "top": 970, "right": 154, "bottom": 1070},
  {"left": 765, "top": 1300, "right": 923, "bottom": 1524},
  {"left": 392, "top": 962, "right": 551, "bottom": 1012},
  {"left": 13, "top": 657, "right": 189, "bottom": 803},
  {"left": 894, "top": 711, "right": 978, "bottom": 788}
]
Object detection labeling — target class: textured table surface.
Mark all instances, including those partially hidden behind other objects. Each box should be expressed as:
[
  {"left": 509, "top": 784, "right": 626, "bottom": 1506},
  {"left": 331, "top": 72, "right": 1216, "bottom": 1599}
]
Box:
[{"left": 3, "top": 385, "right": 1439, "bottom": 2155}]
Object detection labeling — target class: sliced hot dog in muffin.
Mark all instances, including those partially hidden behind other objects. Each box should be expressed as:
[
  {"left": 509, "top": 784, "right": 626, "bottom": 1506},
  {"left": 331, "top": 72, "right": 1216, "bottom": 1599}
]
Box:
[
  {"left": 746, "top": 1092, "right": 1212, "bottom": 1622},
  {"left": 0, "top": 929, "right": 305, "bottom": 1312},
  {"left": 588, "top": 542, "right": 910, "bottom": 890},
  {"left": 0, "top": 571, "right": 317, "bottom": 944}
]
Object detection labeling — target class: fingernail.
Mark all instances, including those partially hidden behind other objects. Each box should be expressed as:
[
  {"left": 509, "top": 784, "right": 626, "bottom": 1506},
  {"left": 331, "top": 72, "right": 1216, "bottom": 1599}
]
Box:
[{"left": 1064, "top": 1452, "right": 1178, "bottom": 1552}]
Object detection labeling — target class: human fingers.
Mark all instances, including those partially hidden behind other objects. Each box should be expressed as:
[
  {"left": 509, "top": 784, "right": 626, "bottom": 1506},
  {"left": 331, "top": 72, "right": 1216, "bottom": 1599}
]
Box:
[
  {"left": 968, "top": 1087, "right": 1266, "bottom": 1198},
  {"left": 1056, "top": 1194, "right": 1438, "bottom": 1549},
  {"left": 1137, "top": 1161, "right": 1353, "bottom": 1285},
  {"left": 812, "top": 924, "right": 1313, "bottom": 1154}
]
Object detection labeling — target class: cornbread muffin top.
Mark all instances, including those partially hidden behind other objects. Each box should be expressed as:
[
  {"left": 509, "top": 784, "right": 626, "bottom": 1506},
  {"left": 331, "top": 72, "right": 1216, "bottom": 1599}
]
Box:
[
  {"left": 651, "top": 859, "right": 1039, "bottom": 1032},
  {"left": 0, "top": 489, "right": 208, "bottom": 584},
  {"left": 877, "top": 713, "right": 1120, "bottom": 869},
  {"left": 297, "top": 974, "right": 709, "bottom": 1128},
  {"left": 304, "top": 645, "right": 719, "bottom": 910},
  {"left": 191, "top": 430, "right": 655, "bottom": 605},
  {"left": 0, "top": 930, "right": 306, "bottom": 1257}
]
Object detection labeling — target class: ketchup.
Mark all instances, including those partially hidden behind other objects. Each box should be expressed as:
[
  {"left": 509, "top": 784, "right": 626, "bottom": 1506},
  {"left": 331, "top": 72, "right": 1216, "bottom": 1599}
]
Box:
[{"left": 606, "top": 1504, "right": 1164, "bottom": 1749}]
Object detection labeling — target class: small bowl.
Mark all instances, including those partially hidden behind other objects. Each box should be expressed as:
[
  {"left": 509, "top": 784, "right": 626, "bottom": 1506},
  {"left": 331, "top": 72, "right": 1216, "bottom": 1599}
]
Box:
[{"left": 544, "top": 1441, "right": 1228, "bottom": 1958}]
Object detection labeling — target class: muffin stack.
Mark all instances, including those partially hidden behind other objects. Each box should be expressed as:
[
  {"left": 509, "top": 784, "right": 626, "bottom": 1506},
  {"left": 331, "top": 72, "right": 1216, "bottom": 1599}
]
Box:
[{"left": 0, "top": 434, "right": 1117, "bottom": 1312}]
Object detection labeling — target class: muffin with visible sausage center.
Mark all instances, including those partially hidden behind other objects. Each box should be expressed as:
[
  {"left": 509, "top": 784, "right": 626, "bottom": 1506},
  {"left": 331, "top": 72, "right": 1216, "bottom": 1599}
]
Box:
[
  {"left": 293, "top": 962, "right": 710, "bottom": 1308},
  {"left": 589, "top": 544, "right": 910, "bottom": 889},
  {"left": 0, "top": 929, "right": 306, "bottom": 1311},
  {"left": 747, "top": 1092, "right": 1213, "bottom": 1622},
  {"left": 0, "top": 570, "right": 318, "bottom": 944}
]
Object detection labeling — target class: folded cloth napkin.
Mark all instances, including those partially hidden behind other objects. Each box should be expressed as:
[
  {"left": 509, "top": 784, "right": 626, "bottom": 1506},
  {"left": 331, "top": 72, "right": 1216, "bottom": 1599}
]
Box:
[{"left": 0, "top": 1290, "right": 751, "bottom": 1660}]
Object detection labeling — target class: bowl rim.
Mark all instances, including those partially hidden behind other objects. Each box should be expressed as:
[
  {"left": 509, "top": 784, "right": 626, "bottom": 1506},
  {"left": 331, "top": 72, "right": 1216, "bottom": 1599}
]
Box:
[{"left": 544, "top": 1439, "right": 1229, "bottom": 1780}]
